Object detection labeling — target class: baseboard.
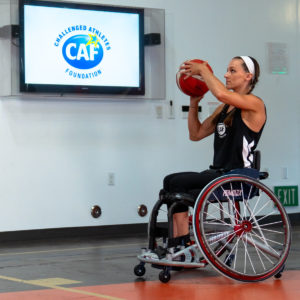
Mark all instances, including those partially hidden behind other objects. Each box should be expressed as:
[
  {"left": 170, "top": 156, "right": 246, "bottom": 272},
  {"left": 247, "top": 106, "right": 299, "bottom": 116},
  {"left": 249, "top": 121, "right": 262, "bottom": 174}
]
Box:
[
  {"left": 288, "top": 212, "right": 300, "bottom": 226},
  {"left": 0, "top": 223, "right": 148, "bottom": 242}
]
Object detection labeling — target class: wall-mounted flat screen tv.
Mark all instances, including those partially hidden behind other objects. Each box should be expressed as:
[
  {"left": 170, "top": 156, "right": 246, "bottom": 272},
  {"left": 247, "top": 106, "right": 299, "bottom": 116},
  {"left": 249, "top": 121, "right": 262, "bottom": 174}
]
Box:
[{"left": 19, "top": 0, "right": 145, "bottom": 95}]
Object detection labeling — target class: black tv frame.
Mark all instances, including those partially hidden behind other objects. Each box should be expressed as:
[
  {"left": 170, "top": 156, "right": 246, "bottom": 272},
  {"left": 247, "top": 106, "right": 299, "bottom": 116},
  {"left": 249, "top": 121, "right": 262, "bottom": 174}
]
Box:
[{"left": 19, "top": 0, "right": 145, "bottom": 95}]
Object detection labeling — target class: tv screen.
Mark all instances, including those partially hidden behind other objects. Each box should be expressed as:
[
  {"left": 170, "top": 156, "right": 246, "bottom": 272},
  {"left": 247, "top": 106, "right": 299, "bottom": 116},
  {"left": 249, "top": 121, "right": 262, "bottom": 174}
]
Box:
[{"left": 19, "top": 0, "right": 145, "bottom": 95}]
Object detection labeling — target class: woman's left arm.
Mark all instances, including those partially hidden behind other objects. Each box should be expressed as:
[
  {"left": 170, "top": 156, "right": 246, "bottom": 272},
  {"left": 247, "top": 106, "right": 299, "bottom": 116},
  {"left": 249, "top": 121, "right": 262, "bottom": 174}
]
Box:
[{"left": 181, "top": 61, "right": 262, "bottom": 112}]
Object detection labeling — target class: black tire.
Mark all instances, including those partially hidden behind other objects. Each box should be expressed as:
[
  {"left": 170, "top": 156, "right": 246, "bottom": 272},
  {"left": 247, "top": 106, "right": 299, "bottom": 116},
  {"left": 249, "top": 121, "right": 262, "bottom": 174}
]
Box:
[
  {"left": 134, "top": 264, "right": 146, "bottom": 277},
  {"left": 274, "top": 264, "right": 285, "bottom": 278},
  {"left": 159, "top": 270, "right": 171, "bottom": 283}
]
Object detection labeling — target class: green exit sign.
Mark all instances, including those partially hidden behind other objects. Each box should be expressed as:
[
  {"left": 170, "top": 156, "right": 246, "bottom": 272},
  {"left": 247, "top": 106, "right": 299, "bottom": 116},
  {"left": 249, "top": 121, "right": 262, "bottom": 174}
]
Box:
[{"left": 274, "top": 186, "right": 298, "bottom": 207}]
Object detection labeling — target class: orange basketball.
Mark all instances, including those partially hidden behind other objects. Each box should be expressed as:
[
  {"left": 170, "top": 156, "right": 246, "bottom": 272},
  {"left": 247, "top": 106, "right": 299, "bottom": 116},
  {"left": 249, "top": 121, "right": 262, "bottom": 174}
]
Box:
[{"left": 176, "top": 59, "right": 213, "bottom": 97}]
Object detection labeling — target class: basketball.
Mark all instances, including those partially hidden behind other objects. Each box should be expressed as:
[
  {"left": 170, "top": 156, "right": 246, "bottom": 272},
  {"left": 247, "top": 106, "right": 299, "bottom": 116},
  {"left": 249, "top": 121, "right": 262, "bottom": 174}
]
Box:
[{"left": 176, "top": 59, "right": 213, "bottom": 97}]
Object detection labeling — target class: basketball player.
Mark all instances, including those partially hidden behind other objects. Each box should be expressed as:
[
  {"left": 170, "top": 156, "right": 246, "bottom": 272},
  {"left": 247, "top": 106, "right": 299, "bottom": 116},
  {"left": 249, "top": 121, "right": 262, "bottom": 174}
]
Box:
[{"left": 164, "top": 56, "right": 266, "bottom": 248}]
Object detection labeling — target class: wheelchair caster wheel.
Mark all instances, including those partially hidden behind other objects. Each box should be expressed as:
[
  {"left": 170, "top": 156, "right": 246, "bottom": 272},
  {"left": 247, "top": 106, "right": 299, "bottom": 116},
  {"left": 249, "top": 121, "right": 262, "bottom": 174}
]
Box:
[
  {"left": 274, "top": 272, "right": 282, "bottom": 279},
  {"left": 134, "top": 264, "right": 146, "bottom": 277},
  {"left": 274, "top": 264, "right": 285, "bottom": 279},
  {"left": 159, "top": 270, "right": 171, "bottom": 283}
]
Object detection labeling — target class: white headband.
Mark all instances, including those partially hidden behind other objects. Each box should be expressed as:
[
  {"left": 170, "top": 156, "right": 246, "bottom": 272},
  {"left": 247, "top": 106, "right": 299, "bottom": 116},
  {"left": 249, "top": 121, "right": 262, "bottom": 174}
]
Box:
[{"left": 240, "top": 56, "right": 255, "bottom": 80}]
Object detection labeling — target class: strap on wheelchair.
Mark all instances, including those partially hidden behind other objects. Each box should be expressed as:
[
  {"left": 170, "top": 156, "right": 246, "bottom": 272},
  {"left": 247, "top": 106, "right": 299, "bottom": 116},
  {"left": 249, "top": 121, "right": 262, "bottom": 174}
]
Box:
[
  {"left": 226, "top": 168, "right": 260, "bottom": 179},
  {"left": 226, "top": 168, "right": 269, "bottom": 180},
  {"left": 210, "top": 165, "right": 268, "bottom": 180}
]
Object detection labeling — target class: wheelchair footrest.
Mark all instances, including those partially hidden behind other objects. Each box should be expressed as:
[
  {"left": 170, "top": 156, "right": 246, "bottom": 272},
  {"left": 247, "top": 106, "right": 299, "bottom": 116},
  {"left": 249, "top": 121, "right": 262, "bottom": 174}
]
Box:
[
  {"left": 137, "top": 253, "right": 206, "bottom": 269},
  {"left": 137, "top": 244, "right": 206, "bottom": 269}
]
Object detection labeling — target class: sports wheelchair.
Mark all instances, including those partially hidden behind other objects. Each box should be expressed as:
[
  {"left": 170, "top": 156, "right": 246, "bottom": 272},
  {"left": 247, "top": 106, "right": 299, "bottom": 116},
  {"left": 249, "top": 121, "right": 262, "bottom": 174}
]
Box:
[{"left": 134, "top": 151, "right": 291, "bottom": 283}]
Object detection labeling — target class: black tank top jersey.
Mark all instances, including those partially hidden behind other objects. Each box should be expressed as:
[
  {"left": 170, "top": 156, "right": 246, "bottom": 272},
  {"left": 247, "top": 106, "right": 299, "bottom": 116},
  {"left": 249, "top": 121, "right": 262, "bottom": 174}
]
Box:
[{"left": 212, "top": 104, "right": 265, "bottom": 171}]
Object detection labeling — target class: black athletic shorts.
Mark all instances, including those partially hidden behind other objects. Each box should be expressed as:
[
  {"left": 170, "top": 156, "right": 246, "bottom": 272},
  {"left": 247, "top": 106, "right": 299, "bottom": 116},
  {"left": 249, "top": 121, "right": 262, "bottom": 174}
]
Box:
[{"left": 163, "top": 169, "right": 224, "bottom": 213}]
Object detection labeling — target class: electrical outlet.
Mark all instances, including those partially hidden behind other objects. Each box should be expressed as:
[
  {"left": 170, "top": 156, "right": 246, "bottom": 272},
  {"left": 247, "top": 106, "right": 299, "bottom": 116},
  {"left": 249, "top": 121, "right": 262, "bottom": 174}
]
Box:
[
  {"left": 108, "top": 173, "right": 115, "bottom": 185},
  {"left": 282, "top": 167, "right": 288, "bottom": 179},
  {"left": 168, "top": 100, "right": 175, "bottom": 119},
  {"left": 155, "top": 105, "right": 163, "bottom": 119}
]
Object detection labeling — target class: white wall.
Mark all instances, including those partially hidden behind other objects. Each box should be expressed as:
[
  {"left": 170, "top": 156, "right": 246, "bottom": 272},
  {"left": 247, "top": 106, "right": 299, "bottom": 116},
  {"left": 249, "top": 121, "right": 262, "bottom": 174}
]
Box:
[{"left": 0, "top": 0, "right": 299, "bottom": 232}]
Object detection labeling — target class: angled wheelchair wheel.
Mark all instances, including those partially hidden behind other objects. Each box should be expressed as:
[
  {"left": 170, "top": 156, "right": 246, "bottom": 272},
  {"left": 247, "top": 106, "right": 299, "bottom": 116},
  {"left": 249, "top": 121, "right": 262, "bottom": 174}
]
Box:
[{"left": 193, "top": 175, "right": 291, "bottom": 282}]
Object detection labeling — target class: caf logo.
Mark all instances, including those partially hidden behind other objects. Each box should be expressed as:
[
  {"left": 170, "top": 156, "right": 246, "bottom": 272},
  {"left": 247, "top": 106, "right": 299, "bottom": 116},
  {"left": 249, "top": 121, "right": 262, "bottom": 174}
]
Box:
[
  {"left": 62, "top": 34, "right": 104, "bottom": 69},
  {"left": 217, "top": 123, "right": 226, "bottom": 138}
]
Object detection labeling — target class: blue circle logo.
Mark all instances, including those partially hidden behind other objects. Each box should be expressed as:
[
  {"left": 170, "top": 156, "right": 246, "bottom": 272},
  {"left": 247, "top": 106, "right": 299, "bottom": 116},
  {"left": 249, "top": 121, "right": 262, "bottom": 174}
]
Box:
[{"left": 62, "top": 34, "right": 104, "bottom": 69}]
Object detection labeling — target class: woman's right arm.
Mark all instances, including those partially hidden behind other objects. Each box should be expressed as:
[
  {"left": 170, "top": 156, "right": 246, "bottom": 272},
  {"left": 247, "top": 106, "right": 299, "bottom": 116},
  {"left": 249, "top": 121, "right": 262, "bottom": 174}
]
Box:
[{"left": 188, "top": 96, "right": 224, "bottom": 141}]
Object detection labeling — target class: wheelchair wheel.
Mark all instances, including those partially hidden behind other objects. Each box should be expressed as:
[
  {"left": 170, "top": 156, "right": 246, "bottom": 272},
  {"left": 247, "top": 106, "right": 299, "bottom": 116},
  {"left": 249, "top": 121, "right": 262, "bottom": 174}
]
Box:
[
  {"left": 134, "top": 263, "right": 146, "bottom": 277},
  {"left": 193, "top": 175, "right": 291, "bottom": 282}
]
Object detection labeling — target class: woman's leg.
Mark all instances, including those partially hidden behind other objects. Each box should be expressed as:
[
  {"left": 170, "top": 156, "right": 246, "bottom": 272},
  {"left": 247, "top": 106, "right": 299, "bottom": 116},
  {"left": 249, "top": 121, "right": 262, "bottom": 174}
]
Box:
[
  {"left": 165, "top": 170, "right": 222, "bottom": 238},
  {"left": 163, "top": 172, "right": 197, "bottom": 237},
  {"left": 173, "top": 211, "right": 189, "bottom": 237}
]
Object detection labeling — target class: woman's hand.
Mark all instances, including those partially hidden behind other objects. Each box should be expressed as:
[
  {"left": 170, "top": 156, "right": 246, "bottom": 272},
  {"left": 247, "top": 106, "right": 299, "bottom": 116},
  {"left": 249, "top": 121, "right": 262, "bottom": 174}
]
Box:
[{"left": 180, "top": 60, "right": 208, "bottom": 78}]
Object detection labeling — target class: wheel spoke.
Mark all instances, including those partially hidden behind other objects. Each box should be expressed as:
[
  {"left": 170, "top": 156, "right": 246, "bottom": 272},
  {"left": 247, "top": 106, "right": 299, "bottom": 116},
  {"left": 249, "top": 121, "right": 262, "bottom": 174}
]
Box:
[
  {"left": 227, "top": 182, "right": 243, "bottom": 221},
  {"left": 207, "top": 230, "right": 236, "bottom": 246},
  {"left": 243, "top": 230, "right": 281, "bottom": 258},
  {"left": 249, "top": 233, "right": 266, "bottom": 270},
  {"left": 205, "top": 230, "right": 234, "bottom": 236},
  {"left": 248, "top": 199, "right": 271, "bottom": 223},
  {"left": 209, "top": 231, "right": 237, "bottom": 254},
  {"left": 245, "top": 186, "right": 260, "bottom": 217},
  {"left": 203, "top": 221, "right": 234, "bottom": 227},
  {"left": 255, "top": 210, "right": 277, "bottom": 223},
  {"left": 224, "top": 234, "right": 241, "bottom": 267},
  {"left": 233, "top": 238, "right": 239, "bottom": 270},
  {"left": 248, "top": 233, "right": 275, "bottom": 264},
  {"left": 211, "top": 194, "right": 236, "bottom": 224},
  {"left": 254, "top": 227, "right": 284, "bottom": 235},
  {"left": 251, "top": 229, "right": 284, "bottom": 247},
  {"left": 203, "top": 211, "right": 234, "bottom": 227},
  {"left": 241, "top": 234, "right": 256, "bottom": 274},
  {"left": 245, "top": 203, "right": 276, "bottom": 248},
  {"left": 253, "top": 220, "right": 283, "bottom": 228},
  {"left": 241, "top": 182, "right": 250, "bottom": 220}
]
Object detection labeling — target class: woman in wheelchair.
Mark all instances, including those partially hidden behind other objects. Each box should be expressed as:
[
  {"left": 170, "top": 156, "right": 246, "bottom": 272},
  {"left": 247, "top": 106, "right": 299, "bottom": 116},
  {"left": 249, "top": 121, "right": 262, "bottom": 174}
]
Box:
[
  {"left": 136, "top": 57, "right": 291, "bottom": 283},
  {"left": 163, "top": 56, "right": 266, "bottom": 249}
]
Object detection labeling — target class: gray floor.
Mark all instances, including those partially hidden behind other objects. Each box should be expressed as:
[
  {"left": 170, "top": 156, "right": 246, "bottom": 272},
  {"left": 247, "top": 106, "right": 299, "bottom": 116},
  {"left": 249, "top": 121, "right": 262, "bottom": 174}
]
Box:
[{"left": 0, "top": 225, "right": 299, "bottom": 294}]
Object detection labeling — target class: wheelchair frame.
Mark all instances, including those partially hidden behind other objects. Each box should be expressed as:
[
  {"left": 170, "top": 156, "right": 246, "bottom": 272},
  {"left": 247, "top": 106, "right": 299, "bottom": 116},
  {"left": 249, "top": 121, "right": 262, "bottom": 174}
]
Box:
[{"left": 134, "top": 159, "right": 291, "bottom": 283}]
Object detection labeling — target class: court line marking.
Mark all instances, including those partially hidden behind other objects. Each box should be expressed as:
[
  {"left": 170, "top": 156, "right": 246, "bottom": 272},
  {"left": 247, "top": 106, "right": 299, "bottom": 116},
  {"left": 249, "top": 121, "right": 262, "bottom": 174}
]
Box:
[
  {"left": 0, "top": 274, "right": 125, "bottom": 300},
  {"left": 0, "top": 242, "right": 147, "bottom": 257},
  {"left": 27, "top": 277, "right": 81, "bottom": 286}
]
